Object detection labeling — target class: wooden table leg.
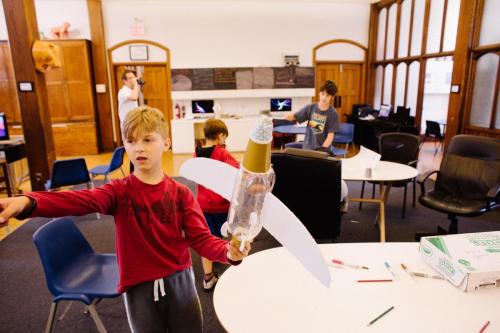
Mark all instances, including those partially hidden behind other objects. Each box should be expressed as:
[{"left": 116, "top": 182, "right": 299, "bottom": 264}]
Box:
[{"left": 350, "top": 181, "right": 392, "bottom": 243}]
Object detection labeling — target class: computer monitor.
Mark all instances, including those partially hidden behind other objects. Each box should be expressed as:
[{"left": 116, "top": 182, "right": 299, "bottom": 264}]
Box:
[
  {"left": 395, "top": 106, "right": 411, "bottom": 124},
  {"left": 378, "top": 104, "right": 391, "bottom": 118},
  {"left": 270, "top": 98, "right": 292, "bottom": 112},
  {"left": 0, "top": 113, "right": 10, "bottom": 141},
  {"left": 191, "top": 100, "right": 214, "bottom": 115}
]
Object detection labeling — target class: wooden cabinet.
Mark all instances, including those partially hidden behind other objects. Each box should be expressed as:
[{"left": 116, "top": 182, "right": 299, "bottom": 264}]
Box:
[
  {"left": 0, "top": 40, "right": 100, "bottom": 156},
  {"left": 0, "top": 41, "right": 21, "bottom": 124}
]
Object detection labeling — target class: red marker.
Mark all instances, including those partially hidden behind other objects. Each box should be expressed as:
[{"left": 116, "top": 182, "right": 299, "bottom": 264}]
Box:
[{"left": 331, "top": 259, "right": 369, "bottom": 270}]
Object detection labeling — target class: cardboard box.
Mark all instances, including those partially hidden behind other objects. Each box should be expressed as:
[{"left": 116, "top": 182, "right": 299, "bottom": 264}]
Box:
[{"left": 419, "top": 231, "right": 500, "bottom": 292}]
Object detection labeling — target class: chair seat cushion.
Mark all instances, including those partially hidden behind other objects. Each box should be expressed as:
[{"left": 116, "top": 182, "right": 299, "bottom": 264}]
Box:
[
  {"left": 419, "top": 189, "right": 495, "bottom": 217},
  {"left": 52, "top": 254, "right": 120, "bottom": 304},
  {"left": 89, "top": 165, "right": 109, "bottom": 175}
]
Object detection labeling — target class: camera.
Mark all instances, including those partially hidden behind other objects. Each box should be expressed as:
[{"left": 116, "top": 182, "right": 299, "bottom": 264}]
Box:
[{"left": 137, "top": 78, "right": 145, "bottom": 86}]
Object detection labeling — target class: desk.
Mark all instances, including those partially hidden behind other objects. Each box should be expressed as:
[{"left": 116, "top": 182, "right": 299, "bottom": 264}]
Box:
[
  {"left": 341, "top": 160, "right": 418, "bottom": 242},
  {"left": 214, "top": 243, "right": 499, "bottom": 333},
  {"left": 348, "top": 117, "right": 418, "bottom": 151},
  {"left": 273, "top": 124, "right": 306, "bottom": 135},
  {"left": 0, "top": 141, "right": 27, "bottom": 196}
]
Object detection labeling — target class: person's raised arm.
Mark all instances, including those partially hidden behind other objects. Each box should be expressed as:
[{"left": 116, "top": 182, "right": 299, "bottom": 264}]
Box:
[
  {"left": 284, "top": 112, "right": 296, "bottom": 122},
  {"left": 128, "top": 77, "right": 140, "bottom": 101}
]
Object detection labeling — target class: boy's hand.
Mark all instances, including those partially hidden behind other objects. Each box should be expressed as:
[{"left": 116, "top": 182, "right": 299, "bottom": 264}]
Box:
[
  {"left": 226, "top": 239, "right": 251, "bottom": 262},
  {"left": 0, "top": 196, "right": 32, "bottom": 227}
]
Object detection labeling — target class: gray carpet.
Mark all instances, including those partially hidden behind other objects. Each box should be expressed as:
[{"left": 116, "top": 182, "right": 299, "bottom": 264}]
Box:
[{"left": 0, "top": 179, "right": 498, "bottom": 332}]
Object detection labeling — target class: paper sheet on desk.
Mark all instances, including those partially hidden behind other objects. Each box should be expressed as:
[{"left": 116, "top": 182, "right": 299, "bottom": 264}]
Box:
[
  {"left": 341, "top": 146, "right": 381, "bottom": 175},
  {"left": 180, "top": 158, "right": 331, "bottom": 287}
]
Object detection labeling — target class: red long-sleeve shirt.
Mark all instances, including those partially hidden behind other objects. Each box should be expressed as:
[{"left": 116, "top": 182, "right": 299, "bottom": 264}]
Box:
[
  {"left": 195, "top": 145, "right": 240, "bottom": 213},
  {"left": 25, "top": 174, "right": 230, "bottom": 292}
]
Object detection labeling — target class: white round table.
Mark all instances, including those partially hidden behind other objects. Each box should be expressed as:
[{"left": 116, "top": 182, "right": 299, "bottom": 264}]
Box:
[{"left": 214, "top": 243, "right": 499, "bottom": 333}]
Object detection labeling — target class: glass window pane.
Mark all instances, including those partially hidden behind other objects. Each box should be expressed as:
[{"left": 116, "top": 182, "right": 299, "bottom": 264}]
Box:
[
  {"left": 479, "top": 0, "right": 500, "bottom": 46},
  {"left": 395, "top": 63, "right": 407, "bottom": 108},
  {"left": 426, "top": 0, "right": 445, "bottom": 54},
  {"left": 377, "top": 9, "right": 387, "bottom": 61},
  {"left": 373, "top": 65, "right": 384, "bottom": 110},
  {"left": 383, "top": 64, "right": 394, "bottom": 105},
  {"left": 398, "top": 0, "right": 412, "bottom": 58},
  {"left": 470, "top": 53, "right": 499, "bottom": 127},
  {"left": 407, "top": 61, "right": 420, "bottom": 115},
  {"left": 386, "top": 4, "right": 397, "bottom": 59},
  {"left": 411, "top": 0, "right": 425, "bottom": 56},
  {"left": 443, "top": 0, "right": 460, "bottom": 51},
  {"left": 422, "top": 57, "right": 453, "bottom": 133}
]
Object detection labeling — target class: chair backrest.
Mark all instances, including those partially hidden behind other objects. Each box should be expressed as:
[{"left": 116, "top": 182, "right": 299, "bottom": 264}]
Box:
[
  {"left": 379, "top": 132, "right": 420, "bottom": 165},
  {"left": 436, "top": 135, "right": 500, "bottom": 200},
  {"left": 271, "top": 149, "right": 342, "bottom": 240},
  {"left": 425, "top": 120, "right": 442, "bottom": 137},
  {"left": 394, "top": 106, "right": 411, "bottom": 124},
  {"left": 337, "top": 123, "right": 355, "bottom": 140},
  {"left": 33, "top": 217, "right": 95, "bottom": 296},
  {"left": 49, "top": 158, "right": 91, "bottom": 189},
  {"left": 108, "top": 146, "right": 125, "bottom": 172}
]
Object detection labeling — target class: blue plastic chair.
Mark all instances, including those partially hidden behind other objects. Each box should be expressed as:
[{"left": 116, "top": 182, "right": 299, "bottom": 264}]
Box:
[
  {"left": 45, "top": 158, "right": 93, "bottom": 191},
  {"left": 89, "top": 147, "right": 126, "bottom": 183},
  {"left": 33, "top": 217, "right": 120, "bottom": 333},
  {"left": 333, "top": 123, "right": 355, "bottom": 152}
]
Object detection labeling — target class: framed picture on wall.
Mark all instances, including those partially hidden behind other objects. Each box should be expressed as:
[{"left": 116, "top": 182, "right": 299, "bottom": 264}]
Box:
[{"left": 129, "top": 45, "right": 149, "bottom": 61}]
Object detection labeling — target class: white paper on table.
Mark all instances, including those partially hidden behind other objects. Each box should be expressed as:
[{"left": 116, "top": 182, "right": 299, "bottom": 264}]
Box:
[
  {"left": 180, "top": 158, "right": 331, "bottom": 287},
  {"left": 341, "top": 146, "right": 381, "bottom": 171}
]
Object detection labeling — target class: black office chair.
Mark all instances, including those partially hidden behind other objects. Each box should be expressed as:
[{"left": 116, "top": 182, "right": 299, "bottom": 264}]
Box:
[
  {"left": 425, "top": 120, "right": 444, "bottom": 155},
  {"left": 271, "top": 148, "right": 342, "bottom": 241},
  {"left": 418, "top": 135, "right": 500, "bottom": 234},
  {"left": 359, "top": 132, "right": 420, "bottom": 219}
]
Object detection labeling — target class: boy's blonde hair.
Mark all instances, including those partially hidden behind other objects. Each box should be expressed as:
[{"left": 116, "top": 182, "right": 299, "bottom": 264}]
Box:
[
  {"left": 121, "top": 106, "right": 168, "bottom": 139},
  {"left": 204, "top": 118, "right": 228, "bottom": 140}
]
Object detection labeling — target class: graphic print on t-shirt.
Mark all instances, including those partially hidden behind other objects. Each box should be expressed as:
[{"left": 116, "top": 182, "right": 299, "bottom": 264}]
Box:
[{"left": 308, "top": 111, "right": 327, "bottom": 134}]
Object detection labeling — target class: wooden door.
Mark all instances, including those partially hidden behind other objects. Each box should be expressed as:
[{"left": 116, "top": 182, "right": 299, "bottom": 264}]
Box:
[
  {"left": 114, "top": 64, "right": 171, "bottom": 144},
  {"left": 338, "top": 64, "right": 362, "bottom": 121},
  {"left": 315, "top": 62, "right": 362, "bottom": 121}
]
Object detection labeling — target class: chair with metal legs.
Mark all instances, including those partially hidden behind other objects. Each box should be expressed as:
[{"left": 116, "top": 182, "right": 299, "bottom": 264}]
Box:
[{"left": 33, "top": 217, "right": 120, "bottom": 333}]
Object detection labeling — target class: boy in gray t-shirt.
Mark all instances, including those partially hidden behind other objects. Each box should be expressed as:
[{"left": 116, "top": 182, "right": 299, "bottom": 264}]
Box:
[{"left": 285, "top": 80, "right": 340, "bottom": 152}]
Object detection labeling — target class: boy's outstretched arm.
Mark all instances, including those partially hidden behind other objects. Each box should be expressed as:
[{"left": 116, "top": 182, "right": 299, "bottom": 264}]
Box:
[
  {"left": 0, "top": 196, "right": 32, "bottom": 226},
  {"left": 0, "top": 185, "right": 117, "bottom": 227}
]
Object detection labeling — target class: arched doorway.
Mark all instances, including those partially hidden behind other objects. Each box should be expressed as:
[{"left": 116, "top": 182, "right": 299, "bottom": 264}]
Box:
[
  {"left": 313, "top": 39, "right": 367, "bottom": 121},
  {"left": 108, "top": 40, "right": 173, "bottom": 145}
]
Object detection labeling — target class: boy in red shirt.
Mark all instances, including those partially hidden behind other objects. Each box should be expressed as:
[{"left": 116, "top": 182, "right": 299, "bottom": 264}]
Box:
[
  {"left": 0, "top": 106, "right": 250, "bottom": 333},
  {"left": 195, "top": 119, "right": 240, "bottom": 291}
]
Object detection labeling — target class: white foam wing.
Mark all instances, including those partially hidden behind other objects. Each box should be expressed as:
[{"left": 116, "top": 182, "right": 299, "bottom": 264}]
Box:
[{"left": 180, "top": 157, "right": 331, "bottom": 287}]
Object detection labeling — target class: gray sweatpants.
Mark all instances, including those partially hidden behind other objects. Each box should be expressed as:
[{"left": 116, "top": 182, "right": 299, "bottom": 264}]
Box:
[{"left": 123, "top": 268, "right": 203, "bottom": 333}]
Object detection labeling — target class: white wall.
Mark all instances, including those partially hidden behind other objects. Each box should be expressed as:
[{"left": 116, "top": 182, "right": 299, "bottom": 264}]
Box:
[
  {"left": 0, "top": 1, "right": 90, "bottom": 40},
  {"left": 34, "top": 0, "right": 90, "bottom": 39},
  {"left": 102, "top": 1, "right": 370, "bottom": 68}
]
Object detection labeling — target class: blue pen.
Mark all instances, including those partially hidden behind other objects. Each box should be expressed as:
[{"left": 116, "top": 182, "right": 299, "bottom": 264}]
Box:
[{"left": 384, "top": 261, "right": 398, "bottom": 280}]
